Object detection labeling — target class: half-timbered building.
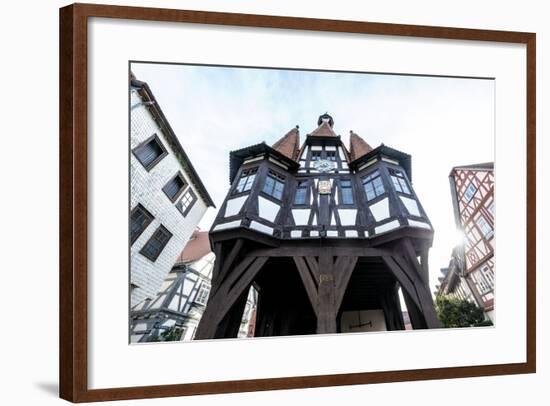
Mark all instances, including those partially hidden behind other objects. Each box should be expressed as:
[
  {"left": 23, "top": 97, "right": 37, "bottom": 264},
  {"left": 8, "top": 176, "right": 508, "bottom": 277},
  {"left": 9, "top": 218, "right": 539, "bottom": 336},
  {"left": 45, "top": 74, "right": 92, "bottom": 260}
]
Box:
[
  {"left": 439, "top": 163, "right": 495, "bottom": 321},
  {"left": 130, "top": 230, "right": 257, "bottom": 342},
  {"left": 130, "top": 73, "right": 215, "bottom": 308},
  {"left": 196, "top": 113, "right": 441, "bottom": 339}
]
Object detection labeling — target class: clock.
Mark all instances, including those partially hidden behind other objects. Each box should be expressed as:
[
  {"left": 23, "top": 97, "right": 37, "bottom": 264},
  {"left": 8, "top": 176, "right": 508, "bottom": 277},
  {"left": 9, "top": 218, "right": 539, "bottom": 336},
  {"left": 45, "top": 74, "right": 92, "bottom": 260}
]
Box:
[{"left": 313, "top": 159, "right": 335, "bottom": 173}]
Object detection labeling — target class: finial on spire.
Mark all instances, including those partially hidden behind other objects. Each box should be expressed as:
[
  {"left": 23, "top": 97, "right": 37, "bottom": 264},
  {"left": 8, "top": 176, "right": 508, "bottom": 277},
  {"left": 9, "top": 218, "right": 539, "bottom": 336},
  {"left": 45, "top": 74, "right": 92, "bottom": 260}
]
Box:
[{"left": 317, "top": 112, "right": 334, "bottom": 128}]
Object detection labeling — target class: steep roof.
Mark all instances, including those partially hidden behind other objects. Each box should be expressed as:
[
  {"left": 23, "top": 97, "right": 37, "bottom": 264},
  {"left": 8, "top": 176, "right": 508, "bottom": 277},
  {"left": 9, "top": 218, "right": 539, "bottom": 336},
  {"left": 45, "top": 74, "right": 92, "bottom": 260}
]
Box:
[
  {"left": 307, "top": 113, "right": 338, "bottom": 138},
  {"left": 130, "top": 73, "right": 215, "bottom": 208},
  {"left": 272, "top": 126, "right": 300, "bottom": 161},
  {"left": 349, "top": 131, "right": 373, "bottom": 161},
  {"left": 228, "top": 142, "right": 300, "bottom": 184},
  {"left": 308, "top": 120, "right": 338, "bottom": 137},
  {"left": 175, "top": 230, "right": 211, "bottom": 264},
  {"left": 451, "top": 162, "right": 494, "bottom": 172}
]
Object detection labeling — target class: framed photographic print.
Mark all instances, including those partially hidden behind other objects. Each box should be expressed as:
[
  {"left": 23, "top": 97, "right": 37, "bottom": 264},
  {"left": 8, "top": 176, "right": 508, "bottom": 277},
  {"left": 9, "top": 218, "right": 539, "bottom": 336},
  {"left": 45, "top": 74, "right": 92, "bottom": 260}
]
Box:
[{"left": 59, "top": 3, "right": 536, "bottom": 402}]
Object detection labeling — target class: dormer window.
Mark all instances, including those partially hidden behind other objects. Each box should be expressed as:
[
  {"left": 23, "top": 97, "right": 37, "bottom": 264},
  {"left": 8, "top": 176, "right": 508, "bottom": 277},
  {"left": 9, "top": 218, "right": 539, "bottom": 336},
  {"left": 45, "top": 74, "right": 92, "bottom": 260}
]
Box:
[
  {"left": 263, "top": 170, "right": 285, "bottom": 200},
  {"left": 311, "top": 150, "right": 322, "bottom": 161},
  {"left": 389, "top": 169, "right": 411, "bottom": 194},
  {"left": 362, "top": 169, "right": 385, "bottom": 201},
  {"left": 234, "top": 167, "right": 257, "bottom": 194}
]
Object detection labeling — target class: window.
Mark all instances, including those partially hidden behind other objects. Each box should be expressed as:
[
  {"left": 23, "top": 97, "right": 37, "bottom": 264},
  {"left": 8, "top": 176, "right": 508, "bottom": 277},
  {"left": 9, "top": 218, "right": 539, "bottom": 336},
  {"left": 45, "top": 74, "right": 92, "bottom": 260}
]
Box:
[
  {"left": 132, "top": 134, "right": 168, "bottom": 170},
  {"left": 464, "top": 183, "right": 477, "bottom": 202},
  {"left": 162, "top": 172, "right": 187, "bottom": 202},
  {"left": 130, "top": 204, "right": 154, "bottom": 244},
  {"left": 294, "top": 180, "right": 309, "bottom": 205},
  {"left": 234, "top": 167, "right": 257, "bottom": 194},
  {"left": 362, "top": 169, "right": 385, "bottom": 201},
  {"left": 481, "top": 265, "right": 495, "bottom": 286},
  {"left": 471, "top": 268, "right": 493, "bottom": 294},
  {"left": 311, "top": 150, "right": 322, "bottom": 161},
  {"left": 176, "top": 189, "right": 197, "bottom": 217},
  {"left": 263, "top": 170, "right": 285, "bottom": 200},
  {"left": 389, "top": 169, "right": 411, "bottom": 194},
  {"left": 476, "top": 215, "right": 493, "bottom": 239},
  {"left": 340, "top": 179, "right": 354, "bottom": 205},
  {"left": 140, "top": 225, "right": 172, "bottom": 262},
  {"left": 195, "top": 283, "right": 211, "bottom": 305},
  {"left": 326, "top": 151, "right": 337, "bottom": 161},
  {"left": 488, "top": 201, "right": 495, "bottom": 217}
]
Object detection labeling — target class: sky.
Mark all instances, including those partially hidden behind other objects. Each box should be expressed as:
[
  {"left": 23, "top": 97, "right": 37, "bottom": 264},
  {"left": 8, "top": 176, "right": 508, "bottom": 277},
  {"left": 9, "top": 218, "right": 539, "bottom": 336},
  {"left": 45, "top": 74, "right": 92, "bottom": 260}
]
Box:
[{"left": 131, "top": 62, "right": 494, "bottom": 294}]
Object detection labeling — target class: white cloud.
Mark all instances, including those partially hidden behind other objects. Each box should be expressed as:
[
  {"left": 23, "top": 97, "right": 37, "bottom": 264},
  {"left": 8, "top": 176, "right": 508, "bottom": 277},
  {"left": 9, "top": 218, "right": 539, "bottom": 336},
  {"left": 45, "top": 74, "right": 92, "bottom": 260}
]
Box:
[{"left": 131, "top": 62, "right": 494, "bottom": 294}]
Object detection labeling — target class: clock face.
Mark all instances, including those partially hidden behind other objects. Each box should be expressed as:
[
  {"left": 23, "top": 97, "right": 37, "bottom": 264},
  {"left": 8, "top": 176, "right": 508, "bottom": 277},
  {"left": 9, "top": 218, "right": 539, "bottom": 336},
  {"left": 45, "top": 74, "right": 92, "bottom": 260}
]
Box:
[{"left": 313, "top": 159, "right": 335, "bottom": 173}]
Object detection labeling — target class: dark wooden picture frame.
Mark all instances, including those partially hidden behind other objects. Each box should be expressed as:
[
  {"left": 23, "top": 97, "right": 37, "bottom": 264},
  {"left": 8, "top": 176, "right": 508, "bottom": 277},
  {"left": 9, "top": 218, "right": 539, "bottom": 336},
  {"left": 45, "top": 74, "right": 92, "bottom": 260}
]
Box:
[{"left": 59, "top": 3, "right": 536, "bottom": 402}]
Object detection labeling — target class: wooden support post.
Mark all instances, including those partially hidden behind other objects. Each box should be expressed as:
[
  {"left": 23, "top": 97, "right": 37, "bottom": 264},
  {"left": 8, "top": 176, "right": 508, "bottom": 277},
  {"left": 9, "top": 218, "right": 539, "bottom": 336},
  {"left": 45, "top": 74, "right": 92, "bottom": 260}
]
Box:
[
  {"left": 402, "top": 290, "right": 428, "bottom": 329},
  {"left": 316, "top": 253, "right": 337, "bottom": 334},
  {"left": 195, "top": 256, "right": 268, "bottom": 339},
  {"left": 381, "top": 284, "right": 405, "bottom": 330}
]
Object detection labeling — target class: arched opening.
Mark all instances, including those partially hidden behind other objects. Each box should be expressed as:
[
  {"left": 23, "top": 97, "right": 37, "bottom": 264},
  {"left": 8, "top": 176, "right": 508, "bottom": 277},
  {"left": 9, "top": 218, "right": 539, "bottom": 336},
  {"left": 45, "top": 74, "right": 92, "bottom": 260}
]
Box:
[
  {"left": 337, "top": 257, "right": 405, "bottom": 333},
  {"left": 253, "top": 257, "right": 317, "bottom": 337}
]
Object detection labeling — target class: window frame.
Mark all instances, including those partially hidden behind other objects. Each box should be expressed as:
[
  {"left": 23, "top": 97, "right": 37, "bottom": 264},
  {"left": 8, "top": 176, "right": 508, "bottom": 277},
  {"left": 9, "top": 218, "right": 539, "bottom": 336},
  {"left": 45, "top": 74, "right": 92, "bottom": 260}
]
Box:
[
  {"left": 130, "top": 204, "right": 154, "bottom": 245},
  {"left": 362, "top": 169, "right": 385, "bottom": 202},
  {"left": 293, "top": 179, "right": 309, "bottom": 205},
  {"left": 339, "top": 179, "right": 354, "bottom": 205},
  {"left": 132, "top": 133, "right": 168, "bottom": 171},
  {"left": 389, "top": 168, "right": 411, "bottom": 195},
  {"left": 310, "top": 150, "right": 322, "bottom": 162},
  {"left": 475, "top": 214, "right": 493, "bottom": 240},
  {"left": 233, "top": 167, "right": 258, "bottom": 195},
  {"left": 194, "top": 283, "right": 211, "bottom": 306},
  {"left": 325, "top": 150, "right": 337, "bottom": 161},
  {"left": 162, "top": 172, "right": 188, "bottom": 203},
  {"left": 139, "top": 225, "right": 173, "bottom": 262},
  {"left": 262, "top": 169, "right": 286, "bottom": 200},
  {"left": 464, "top": 183, "right": 477, "bottom": 202},
  {"left": 176, "top": 188, "right": 197, "bottom": 217}
]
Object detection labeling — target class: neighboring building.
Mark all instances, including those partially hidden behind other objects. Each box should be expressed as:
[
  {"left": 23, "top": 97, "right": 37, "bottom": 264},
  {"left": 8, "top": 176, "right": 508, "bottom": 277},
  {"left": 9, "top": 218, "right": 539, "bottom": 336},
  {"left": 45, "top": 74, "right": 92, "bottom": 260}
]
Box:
[
  {"left": 436, "top": 163, "right": 494, "bottom": 321},
  {"left": 195, "top": 113, "right": 442, "bottom": 339},
  {"left": 130, "top": 231, "right": 257, "bottom": 343},
  {"left": 130, "top": 74, "right": 215, "bottom": 308},
  {"left": 436, "top": 247, "right": 477, "bottom": 305}
]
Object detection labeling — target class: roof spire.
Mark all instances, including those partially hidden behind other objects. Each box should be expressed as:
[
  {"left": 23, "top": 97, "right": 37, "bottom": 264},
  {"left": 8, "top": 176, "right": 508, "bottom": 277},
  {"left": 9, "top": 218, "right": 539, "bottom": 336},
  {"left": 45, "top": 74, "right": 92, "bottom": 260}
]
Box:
[
  {"left": 317, "top": 112, "right": 334, "bottom": 127},
  {"left": 272, "top": 126, "right": 301, "bottom": 161},
  {"left": 309, "top": 112, "right": 337, "bottom": 137},
  {"left": 349, "top": 130, "right": 373, "bottom": 161}
]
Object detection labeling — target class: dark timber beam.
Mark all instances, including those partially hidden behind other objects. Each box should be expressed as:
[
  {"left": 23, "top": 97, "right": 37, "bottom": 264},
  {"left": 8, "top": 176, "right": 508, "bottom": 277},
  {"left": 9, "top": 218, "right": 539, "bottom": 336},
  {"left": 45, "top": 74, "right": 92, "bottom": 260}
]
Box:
[
  {"left": 246, "top": 246, "right": 387, "bottom": 258},
  {"left": 214, "top": 238, "right": 244, "bottom": 286},
  {"left": 293, "top": 257, "right": 319, "bottom": 317},
  {"left": 334, "top": 256, "right": 358, "bottom": 311},
  {"left": 316, "top": 253, "right": 337, "bottom": 334},
  {"left": 195, "top": 256, "right": 268, "bottom": 339}
]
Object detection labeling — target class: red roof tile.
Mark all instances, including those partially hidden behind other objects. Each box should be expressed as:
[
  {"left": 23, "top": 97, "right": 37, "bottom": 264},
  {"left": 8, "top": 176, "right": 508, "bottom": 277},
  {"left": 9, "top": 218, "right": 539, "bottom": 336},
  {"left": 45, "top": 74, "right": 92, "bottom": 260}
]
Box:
[
  {"left": 349, "top": 131, "right": 373, "bottom": 161},
  {"left": 272, "top": 126, "right": 300, "bottom": 161},
  {"left": 308, "top": 120, "right": 338, "bottom": 137},
  {"left": 176, "top": 230, "right": 211, "bottom": 264}
]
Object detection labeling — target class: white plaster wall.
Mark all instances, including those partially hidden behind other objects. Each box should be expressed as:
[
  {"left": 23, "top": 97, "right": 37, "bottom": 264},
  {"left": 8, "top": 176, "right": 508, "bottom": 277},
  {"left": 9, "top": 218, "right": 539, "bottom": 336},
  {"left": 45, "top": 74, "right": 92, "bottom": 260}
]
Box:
[
  {"left": 338, "top": 209, "right": 357, "bottom": 226},
  {"left": 130, "top": 90, "right": 208, "bottom": 306},
  {"left": 292, "top": 209, "right": 311, "bottom": 225},
  {"left": 369, "top": 197, "right": 390, "bottom": 222},
  {"left": 399, "top": 196, "right": 421, "bottom": 216},
  {"left": 224, "top": 195, "right": 248, "bottom": 217},
  {"left": 374, "top": 219, "right": 400, "bottom": 235},
  {"left": 258, "top": 196, "right": 280, "bottom": 222}
]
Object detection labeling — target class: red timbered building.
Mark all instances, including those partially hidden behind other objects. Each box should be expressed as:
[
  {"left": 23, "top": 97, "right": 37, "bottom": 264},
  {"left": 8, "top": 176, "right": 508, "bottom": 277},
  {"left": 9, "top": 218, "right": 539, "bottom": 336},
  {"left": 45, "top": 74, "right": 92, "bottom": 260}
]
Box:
[
  {"left": 195, "top": 113, "right": 442, "bottom": 339},
  {"left": 440, "top": 163, "right": 495, "bottom": 321}
]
